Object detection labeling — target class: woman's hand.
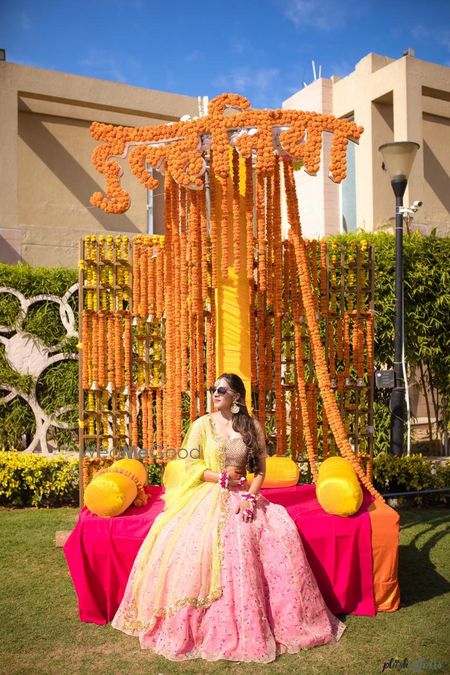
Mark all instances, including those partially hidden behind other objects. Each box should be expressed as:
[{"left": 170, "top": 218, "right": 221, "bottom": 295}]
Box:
[{"left": 235, "top": 499, "right": 254, "bottom": 521}]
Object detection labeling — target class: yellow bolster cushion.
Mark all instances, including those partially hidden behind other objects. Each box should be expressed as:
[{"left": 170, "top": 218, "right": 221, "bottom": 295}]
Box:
[
  {"left": 316, "top": 457, "right": 363, "bottom": 517},
  {"left": 112, "top": 458, "right": 148, "bottom": 486},
  {"left": 248, "top": 456, "right": 299, "bottom": 489},
  {"left": 84, "top": 472, "right": 138, "bottom": 518}
]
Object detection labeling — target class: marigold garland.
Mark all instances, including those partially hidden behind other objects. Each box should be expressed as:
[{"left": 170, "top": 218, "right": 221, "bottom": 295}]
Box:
[
  {"left": 90, "top": 95, "right": 363, "bottom": 214},
  {"left": 249, "top": 280, "right": 257, "bottom": 387},
  {"left": 179, "top": 190, "right": 188, "bottom": 390},
  {"left": 289, "top": 238, "right": 318, "bottom": 479},
  {"left": 82, "top": 311, "right": 89, "bottom": 389},
  {"left": 209, "top": 159, "right": 219, "bottom": 288},
  {"left": 81, "top": 100, "right": 380, "bottom": 501},
  {"left": 245, "top": 157, "right": 254, "bottom": 281},
  {"left": 284, "top": 161, "right": 382, "bottom": 500},
  {"left": 218, "top": 175, "right": 229, "bottom": 278},
  {"left": 232, "top": 148, "right": 241, "bottom": 276},
  {"left": 367, "top": 311, "right": 374, "bottom": 375},
  {"left": 256, "top": 174, "right": 266, "bottom": 292}
]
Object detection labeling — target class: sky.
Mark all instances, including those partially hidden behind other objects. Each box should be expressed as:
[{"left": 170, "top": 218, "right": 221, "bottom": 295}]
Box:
[{"left": 1, "top": 0, "right": 450, "bottom": 109}]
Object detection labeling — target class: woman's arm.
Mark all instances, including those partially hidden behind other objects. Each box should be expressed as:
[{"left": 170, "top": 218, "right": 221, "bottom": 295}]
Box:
[
  {"left": 248, "top": 418, "right": 267, "bottom": 494},
  {"left": 202, "top": 469, "right": 243, "bottom": 486},
  {"left": 236, "top": 419, "right": 267, "bottom": 519}
]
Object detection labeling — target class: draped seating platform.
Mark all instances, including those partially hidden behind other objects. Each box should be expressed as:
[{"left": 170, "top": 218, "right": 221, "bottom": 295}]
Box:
[{"left": 64, "top": 484, "right": 400, "bottom": 625}]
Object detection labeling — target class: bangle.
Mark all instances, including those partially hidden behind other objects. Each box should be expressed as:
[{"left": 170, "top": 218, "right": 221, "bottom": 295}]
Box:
[
  {"left": 240, "top": 492, "right": 258, "bottom": 507},
  {"left": 219, "top": 471, "right": 229, "bottom": 490},
  {"left": 241, "top": 492, "right": 257, "bottom": 521}
]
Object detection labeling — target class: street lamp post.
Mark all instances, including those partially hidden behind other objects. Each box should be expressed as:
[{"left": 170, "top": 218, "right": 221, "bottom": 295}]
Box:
[{"left": 378, "top": 141, "right": 420, "bottom": 456}]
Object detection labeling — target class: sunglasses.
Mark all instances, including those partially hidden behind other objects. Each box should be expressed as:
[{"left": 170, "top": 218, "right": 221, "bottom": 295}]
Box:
[{"left": 209, "top": 385, "right": 232, "bottom": 396}]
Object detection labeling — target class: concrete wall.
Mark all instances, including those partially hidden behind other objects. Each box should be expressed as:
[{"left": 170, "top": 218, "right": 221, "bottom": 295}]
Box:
[
  {"left": 0, "top": 62, "right": 198, "bottom": 266},
  {"left": 283, "top": 53, "right": 450, "bottom": 236}
]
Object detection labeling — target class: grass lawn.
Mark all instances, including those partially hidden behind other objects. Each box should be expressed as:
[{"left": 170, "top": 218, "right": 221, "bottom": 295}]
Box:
[{"left": 0, "top": 507, "right": 448, "bottom": 675}]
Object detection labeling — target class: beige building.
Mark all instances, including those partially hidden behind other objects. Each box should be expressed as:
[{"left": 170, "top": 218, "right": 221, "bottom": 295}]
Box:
[
  {"left": 1, "top": 54, "right": 449, "bottom": 266},
  {"left": 0, "top": 62, "right": 198, "bottom": 266},
  {"left": 283, "top": 52, "right": 450, "bottom": 238}
]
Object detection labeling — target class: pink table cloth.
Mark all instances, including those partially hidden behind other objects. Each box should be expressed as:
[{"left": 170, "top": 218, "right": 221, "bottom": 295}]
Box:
[{"left": 64, "top": 484, "right": 376, "bottom": 624}]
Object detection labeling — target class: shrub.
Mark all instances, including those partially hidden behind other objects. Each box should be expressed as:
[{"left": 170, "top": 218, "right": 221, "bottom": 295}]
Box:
[
  {"left": 0, "top": 451, "right": 79, "bottom": 507},
  {"left": 373, "top": 453, "right": 450, "bottom": 506}
]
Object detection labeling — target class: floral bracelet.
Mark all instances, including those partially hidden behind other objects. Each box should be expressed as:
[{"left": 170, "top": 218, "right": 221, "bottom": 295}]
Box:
[
  {"left": 240, "top": 492, "right": 258, "bottom": 506},
  {"left": 219, "top": 471, "right": 229, "bottom": 490}
]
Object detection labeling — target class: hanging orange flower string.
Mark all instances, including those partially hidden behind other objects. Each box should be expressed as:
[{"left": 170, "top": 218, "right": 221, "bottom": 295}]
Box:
[
  {"left": 307, "top": 383, "right": 318, "bottom": 457},
  {"left": 272, "top": 159, "right": 286, "bottom": 454},
  {"left": 289, "top": 239, "right": 318, "bottom": 480},
  {"left": 155, "top": 239, "right": 164, "bottom": 320},
  {"left": 257, "top": 288, "right": 266, "bottom": 427},
  {"left": 140, "top": 241, "right": 148, "bottom": 320},
  {"left": 284, "top": 160, "right": 383, "bottom": 500},
  {"left": 107, "top": 313, "right": 114, "bottom": 387},
  {"left": 179, "top": 189, "right": 188, "bottom": 391},
  {"left": 209, "top": 157, "right": 219, "bottom": 288},
  {"left": 173, "top": 182, "right": 183, "bottom": 445},
  {"left": 366, "top": 310, "right": 374, "bottom": 375},
  {"left": 133, "top": 237, "right": 141, "bottom": 317},
  {"left": 232, "top": 148, "right": 241, "bottom": 276},
  {"left": 249, "top": 279, "right": 257, "bottom": 388},
  {"left": 148, "top": 237, "right": 156, "bottom": 320},
  {"left": 146, "top": 390, "right": 154, "bottom": 464},
  {"left": 199, "top": 177, "right": 209, "bottom": 303},
  {"left": 189, "top": 311, "right": 197, "bottom": 420},
  {"left": 320, "top": 241, "right": 328, "bottom": 315},
  {"left": 256, "top": 174, "right": 266, "bottom": 292},
  {"left": 245, "top": 157, "right": 254, "bottom": 281},
  {"left": 195, "top": 190, "right": 206, "bottom": 417},
  {"left": 218, "top": 175, "right": 229, "bottom": 278},
  {"left": 328, "top": 323, "right": 336, "bottom": 382},
  {"left": 156, "top": 387, "right": 163, "bottom": 452},
  {"left": 142, "top": 390, "right": 148, "bottom": 456},
  {"left": 322, "top": 407, "right": 329, "bottom": 459},
  {"left": 82, "top": 311, "right": 90, "bottom": 389},
  {"left": 164, "top": 172, "right": 176, "bottom": 448},
  {"left": 124, "top": 311, "right": 132, "bottom": 393},
  {"left": 98, "top": 311, "right": 106, "bottom": 389},
  {"left": 114, "top": 312, "right": 124, "bottom": 391},
  {"left": 91, "top": 312, "right": 99, "bottom": 387},
  {"left": 130, "top": 386, "right": 138, "bottom": 450}
]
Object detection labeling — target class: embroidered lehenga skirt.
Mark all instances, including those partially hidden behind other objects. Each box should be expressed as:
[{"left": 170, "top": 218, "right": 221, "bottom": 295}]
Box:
[{"left": 112, "top": 481, "right": 346, "bottom": 663}]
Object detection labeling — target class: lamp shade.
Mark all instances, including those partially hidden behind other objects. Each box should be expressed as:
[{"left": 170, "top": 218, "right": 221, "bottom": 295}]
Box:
[{"left": 378, "top": 142, "right": 420, "bottom": 182}]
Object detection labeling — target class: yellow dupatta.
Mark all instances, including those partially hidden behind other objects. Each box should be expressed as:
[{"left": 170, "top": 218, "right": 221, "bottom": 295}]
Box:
[{"left": 116, "top": 414, "right": 229, "bottom": 633}]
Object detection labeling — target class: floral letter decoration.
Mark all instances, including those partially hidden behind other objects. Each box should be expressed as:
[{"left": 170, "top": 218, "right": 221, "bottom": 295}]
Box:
[{"left": 90, "top": 93, "right": 363, "bottom": 214}]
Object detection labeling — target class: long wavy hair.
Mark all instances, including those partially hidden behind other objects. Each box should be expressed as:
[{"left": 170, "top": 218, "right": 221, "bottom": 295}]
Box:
[{"left": 215, "top": 373, "right": 261, "bottom": 473}]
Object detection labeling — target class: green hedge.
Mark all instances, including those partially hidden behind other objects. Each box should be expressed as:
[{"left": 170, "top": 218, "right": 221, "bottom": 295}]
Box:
[
  {"left": 373, "top": 453, "right": 449, "bottom": 506},
  {"left": 0, "top": 451, "right": 79, "bottom": 507},
  {"left": 328, "top": 231, "right": 450, "bottom": 455},
  {"left": 0, "top": 450, "right": 447, "bottom": 508}
]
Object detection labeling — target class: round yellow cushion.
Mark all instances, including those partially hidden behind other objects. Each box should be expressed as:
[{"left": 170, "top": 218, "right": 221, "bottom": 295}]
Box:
[
  {"left": 316, "top": 457, "right": 363, "bottom": 517},
  {"left": 248, "top": 456, "right": 299, "bottom": 488},
  {"left": 112, "top": 458, "right": 148, "bottom": 485},
  {"left": 84, "top": 472, "right": 137, "bottom": 518}
]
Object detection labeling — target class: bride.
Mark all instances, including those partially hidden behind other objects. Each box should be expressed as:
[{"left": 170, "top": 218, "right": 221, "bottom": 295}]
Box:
[{"left": 111, "top": 372, "right": 346, "bottom": 662}]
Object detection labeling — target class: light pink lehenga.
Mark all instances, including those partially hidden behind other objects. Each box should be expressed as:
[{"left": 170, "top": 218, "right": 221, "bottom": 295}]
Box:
[{"left": 111, "top": 414, "right": 346, "bottom": 663}]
